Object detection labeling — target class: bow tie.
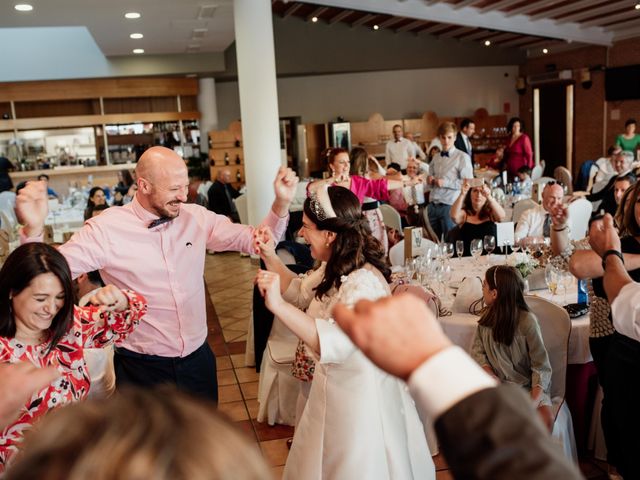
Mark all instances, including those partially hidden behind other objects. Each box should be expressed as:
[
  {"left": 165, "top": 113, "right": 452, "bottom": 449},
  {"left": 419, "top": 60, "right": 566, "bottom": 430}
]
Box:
[
  {"left": 441, "top": 151, "right": 449, "bottom": 157},
  {"left": 148, "top": 217, "right": 173, "bottom": 229}
]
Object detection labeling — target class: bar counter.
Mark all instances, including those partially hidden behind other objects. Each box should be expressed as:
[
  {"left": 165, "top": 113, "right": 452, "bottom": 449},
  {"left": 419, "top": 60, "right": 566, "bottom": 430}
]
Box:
[{"left": 10, "top": 164, "right": 135, "bottom": 197}]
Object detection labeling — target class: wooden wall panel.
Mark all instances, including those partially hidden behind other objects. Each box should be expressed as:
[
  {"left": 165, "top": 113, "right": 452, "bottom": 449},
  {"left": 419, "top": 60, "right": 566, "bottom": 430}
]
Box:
[
  {"left": 14, "top": 99, "right": 100, "bottom": 118},
  {"left": 180, "top": 95, "right": 198, "bottom": 112}
]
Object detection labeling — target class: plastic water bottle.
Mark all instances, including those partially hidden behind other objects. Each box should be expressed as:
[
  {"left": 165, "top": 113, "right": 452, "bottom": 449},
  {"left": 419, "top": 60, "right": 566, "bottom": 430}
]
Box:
[
  {"left": 513, "top": 176, "right": 521, "bottom": 195},
  {"left": 577, "top": 279, "right": 588, "bottom": 304}
]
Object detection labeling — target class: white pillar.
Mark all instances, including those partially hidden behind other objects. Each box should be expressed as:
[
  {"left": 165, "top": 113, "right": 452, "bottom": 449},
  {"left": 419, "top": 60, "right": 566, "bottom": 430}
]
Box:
[
  {"left": 233, "top": 0, "right": 280, "bottom": 226},
  {"left": 197, "top": 77, "right": 218, "bottom": 155}
]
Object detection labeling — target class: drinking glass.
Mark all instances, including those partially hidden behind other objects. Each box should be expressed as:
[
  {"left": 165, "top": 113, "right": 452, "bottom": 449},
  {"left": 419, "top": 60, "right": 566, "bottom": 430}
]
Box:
[
  {"left": 483, "top": 235, "right": 496, "bottom": 256},
  {"left": 511, "top": 237, "right": 521, "bottom": 254},
  {"left": 545, "top": 263, "right": 558, "bottom": 299},
  {"left": 404, "top": 257, "right": 418, "bottom": 282},
  {"left": 444, "top": 242, "right": 454, "bottom": 260},
  {"left": 560, "top": 271, "right": 574, "bottom": 305},
  {"left": 470, "top": 238, "right": 483, "bottom": 265},
  {"left": 455, "top": 240, "right": 464, "bottom": 259}
]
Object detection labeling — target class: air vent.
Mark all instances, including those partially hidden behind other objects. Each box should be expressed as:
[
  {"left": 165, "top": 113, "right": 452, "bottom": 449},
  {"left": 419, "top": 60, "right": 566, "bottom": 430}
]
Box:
[
  {"left": 187, "top": 44, "right": 201, "bottom": 52},
  {"left": 192, "top": 28, "right": 208, "bottom": 39},
  {"left": 197, "top": 5, "right": 217, "bottom": 19},
  {"left": 527, "top": 69, "right": 573, "bottom": 85}
]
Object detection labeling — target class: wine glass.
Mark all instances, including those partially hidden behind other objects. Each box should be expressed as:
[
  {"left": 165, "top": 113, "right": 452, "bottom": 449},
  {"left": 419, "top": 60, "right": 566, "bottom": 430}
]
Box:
[
  {"left": 404, "top": 257, "right": 418, "bottom": 282},
  {"left": 511, "top": 237, "right": 521, "bottom": 254},
  {"left": 455, "top": 240, "right": 464, "bottom": 259},
  {"left": 545, "top": 263, "right": 558, "bottom": 299},
  {"left": 560, "top": 271, "right": 574, "bottom": 305},
  {"left": 444, "top": 242, "right": 454, "bottom": 260},
  {"left": 470, "top": 238, "right": 483, "bottom": 265},
  {"left": 483, "top": 235, "right": 496, "bottom": 256}
]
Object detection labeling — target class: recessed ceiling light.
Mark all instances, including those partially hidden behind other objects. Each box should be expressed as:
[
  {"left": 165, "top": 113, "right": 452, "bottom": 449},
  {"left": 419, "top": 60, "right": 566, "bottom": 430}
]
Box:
[
  {"left": 133, "top": 48, "right": 145, "bottom": 54},
  {"left": 311, "top": 16, "right": 318, "bottom": 22},
  {"left": 484, "top": 40, "right": 491, "bottom": 46},
  {"left": 130, "top": 33, "right": 144, "bottom": 39},
  {"left": 125, "top": 12, "right": 141, "bottom": 19},
  {"left": 14, "top": 4, "right": 33, "bottom": 11},
  {"left": 373, "top": 24, "right": 379, "bottom": 30},
  {"left": 635, "top": 3, "right": 640, "bottom": 10},
  {"left": 542, "top": 48, "right": 549, "bottom": 54}
]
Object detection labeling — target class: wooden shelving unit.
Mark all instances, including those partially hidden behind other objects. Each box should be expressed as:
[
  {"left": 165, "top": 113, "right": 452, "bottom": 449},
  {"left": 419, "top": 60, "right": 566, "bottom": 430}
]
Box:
[{"left": 209, "top": 121, "right": 244, "bottom": 188}]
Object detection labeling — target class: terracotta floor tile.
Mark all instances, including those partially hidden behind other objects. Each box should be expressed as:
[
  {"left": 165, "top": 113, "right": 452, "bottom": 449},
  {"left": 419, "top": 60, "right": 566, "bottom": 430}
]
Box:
[
  {"left": 235, "top": 366, "right": 260, "bottom": 383},
  {"left": 260, "top": 438, "right": 290, "bottom": 467},
  {"left": 216, "top": 355, "right": 232, "bottom": 371},
  {"left": 230, "top": 353, "right": 248, "bottom": 368},
  {"left": 227, "top": 341, "right": 247, "bottom": 354},
  {"left": 253, "top": 420, "right": 294, "bottom": 442},
  {"left": 218, "top": 400, "right": 250, "bottom": 422},
  {"left": 212, "top": 342, "right": 228, "bottom": 356},
  {"left": 240, "top": 381, "right": 259, "bottom": 400},
  {"left": 271, "top": 465, "right": 285, "bottom": 480},
  {"left": 246, "top": 398, "right": 260, "bottom": 418},
  {"left": 219, "top": 383, "right": 243, "bottom": 404},
  {"left": 217, "top": 368, "right": 237, "bottom": 386},
  {"left": 234, "top": 419, "right": 257, "bottom": 442}
]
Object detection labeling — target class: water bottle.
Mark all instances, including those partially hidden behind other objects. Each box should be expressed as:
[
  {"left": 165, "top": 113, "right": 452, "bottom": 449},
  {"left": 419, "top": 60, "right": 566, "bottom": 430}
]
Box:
[
  {"left": 513, "top": 176, "right": 520, "bottom": 195},
  {"left": 577, "top": 278, "right": 588, "bottom": 305}
]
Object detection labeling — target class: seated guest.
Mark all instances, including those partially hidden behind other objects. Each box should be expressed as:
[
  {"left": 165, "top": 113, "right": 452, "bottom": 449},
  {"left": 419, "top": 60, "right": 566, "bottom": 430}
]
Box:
[
  {"left": 588, "top": 172, "right": 636, "bottom": 216},
  {"left": 36, "top": 174, "right": 58, "bottom": 199},
  {"left": 471, "top": 265, "right": 553, "bottom": 431},
  {"left": 616, "top": 118, "right": 640, "bottom": 154},
  {"left": 388, "top": 159, "right": 423, "bottom": 223},
  {"left": 207, "top": 169, "right": 240, "bottom": 223},
  {"left": 386, "top": 162, "right": 403, "bottom": 177},
  {"left": 515, "top": 182, "right": 563, "bottom": 244},
  {"left": 517, "top": 166, "right": 533, "bottom": 197},
  {"left": 486, "top": 146, "right": 504, "bottom": 171},
  {"left": 427, "top": 122, "right": 473, "bottom": 239},
  {"left": 450, "top": 180, "right": 505, "bottom": 256},
  {"left": 589, "top": 147, "right": 626, "bottom": 194},
  {"left": 7, "top": 388, "right": 271, "bottom": 480},
  {"left": 0, "top": 243, "right": 146, "bottom": 471},
  {"left": 113, "top": 169, "right": 135, "bottom": 206},
  {"left": 83, "top": 187, "right": 107, "bottom": 221}
]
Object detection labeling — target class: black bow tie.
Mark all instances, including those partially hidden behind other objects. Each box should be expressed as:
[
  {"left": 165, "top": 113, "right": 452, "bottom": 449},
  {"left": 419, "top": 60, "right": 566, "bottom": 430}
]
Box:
[
  {"left": 441, "top": 151, "right": 450, "bottom": 157},
  {"left": 148, "top": 217, "right": 173, "bottom": 229}
]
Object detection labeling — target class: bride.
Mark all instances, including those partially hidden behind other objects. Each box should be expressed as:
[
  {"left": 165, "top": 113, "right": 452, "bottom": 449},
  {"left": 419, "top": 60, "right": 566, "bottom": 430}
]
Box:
[{"left": 255, "top": 185, "right": 435, "bottom": 480}]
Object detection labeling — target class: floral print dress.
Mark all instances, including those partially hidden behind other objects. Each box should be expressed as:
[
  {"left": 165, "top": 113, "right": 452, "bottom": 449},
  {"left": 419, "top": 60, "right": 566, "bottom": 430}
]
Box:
[{"left": 0, "top": 290, "right": 147, "bottom": 471}]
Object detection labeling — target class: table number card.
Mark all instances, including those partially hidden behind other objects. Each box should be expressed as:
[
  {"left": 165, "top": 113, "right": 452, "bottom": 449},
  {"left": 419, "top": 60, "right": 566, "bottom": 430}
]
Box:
[
  {"left": 403, "top": 226, "right": 422, "bottom": 260},
  {"left": 496, "top": 221, "right": 514, "bottom": 248}
]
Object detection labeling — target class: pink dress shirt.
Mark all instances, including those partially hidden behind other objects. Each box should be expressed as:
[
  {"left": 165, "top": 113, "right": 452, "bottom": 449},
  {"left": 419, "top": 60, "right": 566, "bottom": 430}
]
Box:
[{"left": 25, "top": 196, "right": 288, "bottom": 357}]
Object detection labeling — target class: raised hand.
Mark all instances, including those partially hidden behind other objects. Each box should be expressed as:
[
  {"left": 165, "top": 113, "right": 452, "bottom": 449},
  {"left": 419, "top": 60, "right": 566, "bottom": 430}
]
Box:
[
  {"left": 273, "top": 166, "right": 299, "bottom": 205},
  {"left": 253, "top": 226, "right": 276, "bottom": 258},
  {"left": 333, "top": 294, "right": 452, "bottom": 380},
  {"left": 589, "top": 213, "right": 621, "bottom": 257},
  {"left": 88, "top": 285, "right": 129, "bottom": 312},
  {"left": 255, "top": 269, "right": 284, "bottom": 312},
  {"left": 550, "top": 203, "right": 569, "bottom": 227},
  {"left": 15, "top": 181, "right": 49, "bottom": 237}
]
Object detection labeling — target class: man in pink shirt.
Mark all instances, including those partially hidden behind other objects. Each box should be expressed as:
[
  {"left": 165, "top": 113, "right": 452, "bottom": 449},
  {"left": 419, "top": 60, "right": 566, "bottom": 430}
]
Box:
[{"left": 16, "top": 146, "right": 298, "bottom": 403}]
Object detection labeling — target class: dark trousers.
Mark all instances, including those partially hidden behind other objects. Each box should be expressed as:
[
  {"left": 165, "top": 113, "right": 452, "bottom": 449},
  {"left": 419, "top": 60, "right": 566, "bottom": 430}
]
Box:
[
  {"left": 114, "top": 341, "right": 218, "bottom": 404},
  {"left": 604, "top": 332, "right": 640, "bottom": 478},
  {"left": 428, "top": 202, "right": 454, "bottom": 241}
]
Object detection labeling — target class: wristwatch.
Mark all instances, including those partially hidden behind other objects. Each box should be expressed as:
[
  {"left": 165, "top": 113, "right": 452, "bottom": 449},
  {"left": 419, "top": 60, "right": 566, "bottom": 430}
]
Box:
[{"left": 602, "top": 249, "right": 624, "bottom": 270}]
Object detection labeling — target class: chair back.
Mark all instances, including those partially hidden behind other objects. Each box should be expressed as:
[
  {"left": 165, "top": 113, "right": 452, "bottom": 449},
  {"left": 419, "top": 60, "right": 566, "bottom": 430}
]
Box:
[
  {"left": 525, "top": 296, "right": 571, "bottom": 402},
  {"left": 512, "top": 198, "right": 538, "bottom": 225},
  {"left": 388, "top": 238, "right": 437, "bottom": 267},
  {"left": 391, "top": 282, "right": 439, "bottom": 319},
  {"left": 379, "top": 203, "right": 402, "bottom": 233},
  {"left": 531, "top": 163, "right": 544, "bottom": 181},
  {"left": 233, "top": 194, "right": 249, "bottom": 225},
  {"left": 567, "top": 198, "right": 591, "bottom": 241},
  {"left": 554, "top": 166, "right": 573, "bottom": 194},
  {"left": 534, "top": 176, "right": 555, "bottom": 186}
]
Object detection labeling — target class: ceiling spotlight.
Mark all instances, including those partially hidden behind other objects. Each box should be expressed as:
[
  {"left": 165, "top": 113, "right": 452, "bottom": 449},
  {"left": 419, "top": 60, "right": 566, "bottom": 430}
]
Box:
[
  {"left": 130, "top": 33, "right": 144, "bottom": 39},
  {"left": 635, "top": 3, "right": 640, "bottom": 9},
  {"left": 133, "top": 48, "right": 145, "bottom": 54},
  {"left": 14, "top": 4, "right": 33, "bottom": 11},
  {"left": 484, "top": 40, "right": 491, "bottom": 46},
  {"left": 542, "top": 48, "right": 549, "bottom": 54},
  {"left": 373, "top": 24, "right": 379, "bottom": 30},
  {"left": 125, "top": 12, "right": 141, "bottom": 19},
  {"left": 311, "top": 16, "right": 318, "bottom": 22}
]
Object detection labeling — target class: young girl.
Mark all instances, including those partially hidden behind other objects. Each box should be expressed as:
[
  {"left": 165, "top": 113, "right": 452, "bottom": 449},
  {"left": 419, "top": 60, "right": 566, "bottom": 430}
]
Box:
[{"left": 471, "top": 265, "right": 553, "bottom": 430}]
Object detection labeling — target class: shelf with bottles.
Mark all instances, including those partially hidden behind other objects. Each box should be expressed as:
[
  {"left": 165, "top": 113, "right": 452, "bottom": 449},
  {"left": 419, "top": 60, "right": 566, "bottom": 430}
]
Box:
[
  {"left": 209, "top": 164, "right": 245, "bottom": 187},
  {"left": 208, "top": 149, "right": 243, "bottom": 167}
]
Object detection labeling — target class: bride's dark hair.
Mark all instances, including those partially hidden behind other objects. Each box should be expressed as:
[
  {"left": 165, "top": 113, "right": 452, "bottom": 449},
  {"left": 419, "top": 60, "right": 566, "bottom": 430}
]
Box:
[{"left": 304, "top": 186, "right": 391, "bottom": 299}]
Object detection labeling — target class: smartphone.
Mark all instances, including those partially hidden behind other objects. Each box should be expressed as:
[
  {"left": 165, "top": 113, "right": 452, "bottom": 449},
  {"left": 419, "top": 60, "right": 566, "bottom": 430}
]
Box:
[{"left": 469, "top": 178, "right": 484, "bottom": 188}]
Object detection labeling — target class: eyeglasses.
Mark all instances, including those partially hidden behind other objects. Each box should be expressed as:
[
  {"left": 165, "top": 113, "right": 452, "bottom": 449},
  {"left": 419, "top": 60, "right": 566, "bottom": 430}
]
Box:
[{"left": 545, "top": 180, "right": 564, "bottom": 187}]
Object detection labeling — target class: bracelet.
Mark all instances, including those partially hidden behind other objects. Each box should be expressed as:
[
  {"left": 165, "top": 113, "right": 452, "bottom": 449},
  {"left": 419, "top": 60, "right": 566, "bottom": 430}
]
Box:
[
  {"left": 602, "top": 249, "right": 624, "bottom": 271},
  {"left": 552, "top": 225, "right": 568, "bottom": 232}
]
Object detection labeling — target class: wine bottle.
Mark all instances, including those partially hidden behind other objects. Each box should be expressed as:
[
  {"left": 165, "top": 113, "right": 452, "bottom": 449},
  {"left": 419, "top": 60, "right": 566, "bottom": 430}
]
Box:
[
  {"left": 224, "top": 152, "right": 230, "bottom": 165},
  {"left": 236, "top": 169, "right": 242, "bottom": 182},
  {"left": 235, "top": 154, "right": 240, "bottom": 165}
]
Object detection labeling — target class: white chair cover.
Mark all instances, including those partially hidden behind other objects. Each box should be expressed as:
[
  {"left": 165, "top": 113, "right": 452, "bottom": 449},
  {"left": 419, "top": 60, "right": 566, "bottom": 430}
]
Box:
[
  {"left": 257, "top": 315, "right": 299, "bottom": 426},
  {"left": 388, "top": 238, "right": 437, "bottom": 267},
  {"left": 525, "top": 295, "right": 578, "bottom": 462},
  {"left": 534, "top": 176, "right": 555, "bottom": 186},
  {"left": 567, "top": 198, "right": 591, "bottom": 241},
  {"left": 0, "top": 191, "right": 16, "bottom": 232},
  {"left": 554, "top": 166, "right": 573, "bottom": 194},
  {"left": 233, "top": 194, "right": 249, "bottom": 225},
  {"left": 531, "top": 163, "right": 544, "bottom": 181},
  {"left": 379, "top": 203, "right": 402, "bottom": 233},
  {"left": 512, "top": 198, "right": 538, "bottom": 225}
]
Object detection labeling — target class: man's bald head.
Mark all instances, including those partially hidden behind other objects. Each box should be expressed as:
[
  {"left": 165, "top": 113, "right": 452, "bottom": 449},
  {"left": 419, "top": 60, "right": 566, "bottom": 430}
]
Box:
[
  {"left": 542, "top": 182, "right": 564, "bottom": 213},
  {"left": 136, "top": 146, "right": 187, "bottom": 184},
  {"left": 217, "top": 169, "right": 232, "bottom": 184}
]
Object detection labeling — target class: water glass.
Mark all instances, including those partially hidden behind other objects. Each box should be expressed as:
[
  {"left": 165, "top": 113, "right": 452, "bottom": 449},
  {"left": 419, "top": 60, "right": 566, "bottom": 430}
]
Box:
[
  {"left": 455, "top": 240, "right": 464, "bottom": 259},
  {"left": 545, "top": 263, "right": 558, "bottom": 297},
  {"left": 444, "top": 242, "right": 454, "bottom": 260},
  {"left": 483, "top": 235, "right": 496, "bottom": 256},
  {"left": 470, "top": 238, "right": 483, "bottom": 265}
]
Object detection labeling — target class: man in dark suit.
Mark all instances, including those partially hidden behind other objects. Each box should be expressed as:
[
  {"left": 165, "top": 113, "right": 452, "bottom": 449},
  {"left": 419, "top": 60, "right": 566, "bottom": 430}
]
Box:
[
  {"left": 207, "top": 169, "right": 240, "bottom": 223},
  {"left": 454, "top": 118, "right": 476, "bottom": 163},
  {"left": 333, "top": 294, "right": 582, "bottom": 480}
]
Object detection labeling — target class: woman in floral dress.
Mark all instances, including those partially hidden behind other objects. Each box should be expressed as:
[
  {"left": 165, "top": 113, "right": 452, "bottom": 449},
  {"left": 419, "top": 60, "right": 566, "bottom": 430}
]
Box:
[{"left": 0, "top": 243, "right": 147, "bottom": 471}]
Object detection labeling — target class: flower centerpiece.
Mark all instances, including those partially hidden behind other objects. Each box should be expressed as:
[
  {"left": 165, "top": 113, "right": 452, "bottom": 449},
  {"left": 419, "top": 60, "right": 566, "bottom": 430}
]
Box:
[{"left": 506, "top": 252, "right": 539, "bottom": 278}]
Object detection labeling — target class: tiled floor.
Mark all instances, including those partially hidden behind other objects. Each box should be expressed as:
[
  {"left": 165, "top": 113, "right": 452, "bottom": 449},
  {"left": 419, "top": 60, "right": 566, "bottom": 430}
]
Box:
[{"left": 204, "top": 252, "right": 608, "bottom": 480}]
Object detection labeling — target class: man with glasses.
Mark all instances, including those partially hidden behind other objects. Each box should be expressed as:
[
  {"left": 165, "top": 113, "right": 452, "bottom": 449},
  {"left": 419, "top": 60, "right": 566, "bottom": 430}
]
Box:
[{"left": 515, "top": 182, "right": 564, "bottom": 244}]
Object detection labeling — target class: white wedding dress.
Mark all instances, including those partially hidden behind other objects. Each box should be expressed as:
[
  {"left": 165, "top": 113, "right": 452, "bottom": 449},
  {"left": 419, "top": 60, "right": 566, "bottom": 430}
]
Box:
[{"left": 283, "top": 267, "right": 435, "bottom": 480}]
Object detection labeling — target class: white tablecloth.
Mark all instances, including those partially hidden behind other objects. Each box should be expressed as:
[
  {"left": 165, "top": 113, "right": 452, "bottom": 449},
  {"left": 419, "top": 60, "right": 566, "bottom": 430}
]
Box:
[{"left": 437, "top": 256, "right": 592, "bottom": 365}]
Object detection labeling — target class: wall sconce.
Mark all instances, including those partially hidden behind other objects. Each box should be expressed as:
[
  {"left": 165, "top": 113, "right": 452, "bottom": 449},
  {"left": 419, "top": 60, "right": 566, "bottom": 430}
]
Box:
[
  {"left": 580, "top": 68, "right": 592, "bottom": 89},
  {"left": 516, "top": 77, "right": 527, "bottom": 95}
]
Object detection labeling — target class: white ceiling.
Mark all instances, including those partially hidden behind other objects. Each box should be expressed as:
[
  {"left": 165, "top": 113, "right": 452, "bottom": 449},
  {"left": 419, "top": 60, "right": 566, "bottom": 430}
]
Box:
[{"left": 0, "top": 0, "right": 236, "bottom": 56}]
